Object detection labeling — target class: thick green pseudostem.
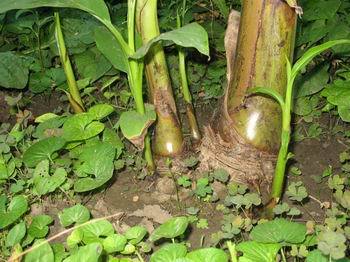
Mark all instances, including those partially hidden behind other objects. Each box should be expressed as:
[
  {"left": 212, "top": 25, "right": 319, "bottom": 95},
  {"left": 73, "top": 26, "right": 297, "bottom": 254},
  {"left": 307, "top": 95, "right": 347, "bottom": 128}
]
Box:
[
  {"left": 54, "top": 12, "right": 85, "bottom": 113},
  {"left": 136, "top": 0, "right": 184, "bottom": 157},
  {"left": 127, "top": 0, "right": 155, "bottom": 171},
  {"left": 218, "top": 0, "right": 297, "bottom": 153},
  {"left": 177, "top": 11, "right": 201, "bottom": 141}
]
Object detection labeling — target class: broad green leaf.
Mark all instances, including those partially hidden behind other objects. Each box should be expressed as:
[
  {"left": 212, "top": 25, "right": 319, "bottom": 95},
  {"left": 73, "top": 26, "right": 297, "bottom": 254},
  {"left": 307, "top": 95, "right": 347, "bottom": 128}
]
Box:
[
  {"left": 29, "top": 68, "right": 66, "bottom": 93},
  {"left": 103, "top": 234, "right": 127, "bottom": 253},
  {"left": 236, "top": 241, "right": 281, "bottom": 262},
  {"left": 23, "top": 137, "right": 66, "bottom": 167},
  {"left": 67, "top": 229, "right": 83, "bottom": 248},
  {"left": 80, "top": 220, "right": 114, "bottom": 244},
  {"left": 321, "top": 80, "right": 350, "bottom": 122},
  {"left": 119, "top": 105, "right": 156, "bottom": 149},
  {"left": 94, "top": 27, "right": 128, "bottom": 73},
  {"left": 0, "top": 195, "right": 28, "bottom": 229},
  {"left": 52, "top": 243, "right": 68, "bottom": 262},
  {"left": 63, "top": 243, "right": 103, "bottom": 262},
  {"left": 34, "top": 167, "right": 67, "bottom": 196},
  {"left": 73, "top": 142, "right": 115, "bottom": 192},
  {"left": 291, "top": 40, "right": 350, "bottom": 80},
  {"left": 0, "top": 0, "right": 111, "bottom": 22},
  {"left": 6, "top": 221, "right": 26, "bottom": 247},
  {"left": 74, "top": 47, "right": 112, "bottom": 82},
  {"left": 186, "top": 248, "right": 228, "bottom": 262},
  {"left": 28, "top": 215, "right": 53, "bottom": 239},
  {"left": 0, "top": 52, "right": 28, "bottom": 89},
  {"left": 150, "top": 217, "right": 188, "bottom": 242},
  {"left": 62, "top": 113, "right": 105, "bottom": 142},
  {"left": 248, "top": 87, "right": 285, "bottom": 108},
  {"left": 302, "top": 0, "right": 341, "bottom": 21},
  {"left": 32, "top": 116, "right": 66, "bottom": 139},
  {"left": 124, "top": 226, "right": 148, "bottom": 245},
  {"left": 132, "top": 23, "right": 209, "bottom": 59},
  {"left": 24, "top": 240, "right": 54, "bottom": 262},
  {"left": 58, "top": 204, "right": 90, "bottom": 227},
  {"left": 250, "top": 218, "right": 306, "bottom": 245},
  {"left": 306, "top": 250, "right": 328, "bottom": 262},
  {"left": 88, "top": 104, "right": 114, "bottom": 120},
  {"left": 212, "top": 0, "right": 229, "bottom": 20},
  {"left": 150, "top": 243, "right": 187, "bottom": 262},
  {"left": 294, "top": 64, "right": 329, "bottom": 98},
  {"left": 103, "top": 128, "right": 124, "bottom": 157}
]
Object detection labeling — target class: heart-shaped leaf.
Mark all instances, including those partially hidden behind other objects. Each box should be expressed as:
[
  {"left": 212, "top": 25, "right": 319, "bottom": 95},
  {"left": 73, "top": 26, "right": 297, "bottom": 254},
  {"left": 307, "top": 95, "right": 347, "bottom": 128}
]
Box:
[
  {"left": 6, "top": 221, "right": 26, "bottom": 247},
  {"left": 186, "top": 248, "right": 228, "bottom": 262},
  {"left": 62, "top": 113, "right": 105, "bottom": 142},
  {"left": 150, "top": 216, "right": 188, "bottom": 242},
  {"left": 73, "top": 142, "right": 115, "bottom": 192},
  {"left": 124, "top": 226, "right": 148, "bottom": 245},
  {"left": 103, "top": 234, "right": 127, "bottom": 253},
  {"left": 0, "top": 195, "right": 28, "bottom": 229},
  {"left": 88, "top": 104, "right": 114, "bottom": 120},
  {"left": 250, "top": 218, "right": 306, "bottom": 245},
  {"left": 23, "top": 137, "right": 66, "bottom": 167},
  {"left": 236, "top": 241, "right": 281, "bottom": 262},
  {"left": 28, "top": 215, "right": 53, "bottom": 239},
  {"left": 150, "top": 243, "right": 187, "bottom": 262},
  {"left": 24, "top": 239, "right": 54, "bottom": 262},
  {"left": 58, "top": 204, "right": 90, "bottom": 227}
]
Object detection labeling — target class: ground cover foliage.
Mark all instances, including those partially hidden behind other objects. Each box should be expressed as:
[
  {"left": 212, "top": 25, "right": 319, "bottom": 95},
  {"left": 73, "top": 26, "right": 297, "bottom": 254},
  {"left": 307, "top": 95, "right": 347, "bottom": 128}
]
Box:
[{"left": 0, "top": 0, "right": 350, "bottom": 261}]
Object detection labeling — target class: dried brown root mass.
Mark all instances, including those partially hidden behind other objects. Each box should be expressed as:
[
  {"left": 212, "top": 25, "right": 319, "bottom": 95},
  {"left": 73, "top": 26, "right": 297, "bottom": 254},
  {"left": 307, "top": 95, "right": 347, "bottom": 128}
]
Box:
[{"left": 198, "top": 124, "right": 276, "bottom": 191}]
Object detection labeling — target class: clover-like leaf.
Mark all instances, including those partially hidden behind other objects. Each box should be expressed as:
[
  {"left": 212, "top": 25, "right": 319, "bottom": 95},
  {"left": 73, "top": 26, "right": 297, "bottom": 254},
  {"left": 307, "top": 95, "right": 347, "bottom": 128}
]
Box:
[
  {"left": 286, "top": 181, "right": 308, "bottom": 202},
  {"left": 317, "top": 230, "right": 347, "bottom": 260}
]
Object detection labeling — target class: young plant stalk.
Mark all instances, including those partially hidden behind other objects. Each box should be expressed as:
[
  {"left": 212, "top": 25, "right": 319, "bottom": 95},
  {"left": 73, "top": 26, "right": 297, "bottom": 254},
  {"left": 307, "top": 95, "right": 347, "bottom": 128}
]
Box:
[
  {"left": 136, "top": 0, "right": 184, "bottom": 156},
  {"left": 249, "top": 39, "right": 350, "bottom": 213},
  {"left": 177, "top": 12, "right": 201, "bottom": 141},
  {"left": 126, "top": 0, "right": 155, "bottom": 171},
  {"left": 54, "top": 12, "right": 85, "bottom": 113}
]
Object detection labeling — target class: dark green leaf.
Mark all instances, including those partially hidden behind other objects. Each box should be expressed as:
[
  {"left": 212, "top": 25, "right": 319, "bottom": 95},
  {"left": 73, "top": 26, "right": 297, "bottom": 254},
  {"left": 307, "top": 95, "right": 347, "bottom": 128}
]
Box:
[
  {"left": 0, "top": 195, "right": 28, "bottom": 229},
  {"left": 132, "top": 23, "right": 209, "bottom": 59},
  {"left": 94, "top": 27, "right": 128, "bottom": 73},
  {"left": 23, "top": 137, "right": 66, "bottom": 167},
  {"left": 0, "top": 52, "right": 28, "bottom": 89}
]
